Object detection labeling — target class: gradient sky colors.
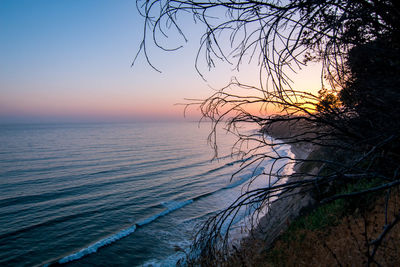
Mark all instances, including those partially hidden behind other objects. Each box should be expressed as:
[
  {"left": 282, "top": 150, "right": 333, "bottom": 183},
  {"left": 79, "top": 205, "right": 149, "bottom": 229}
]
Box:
[{"left": 0, "top": 0, "right": 322, "bottom": 123}]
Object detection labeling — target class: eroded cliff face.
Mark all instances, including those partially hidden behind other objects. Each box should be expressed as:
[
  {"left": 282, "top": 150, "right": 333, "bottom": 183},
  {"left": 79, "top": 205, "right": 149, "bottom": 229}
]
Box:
[
  {"left": 253, "top": 125, "right": 318, "bottom": 249},
  {"left": 254, "top": 166, "right": 319, "bottom": 248},
  {"left": 224, "top": 164, "right": 318, "bottom": 266}
]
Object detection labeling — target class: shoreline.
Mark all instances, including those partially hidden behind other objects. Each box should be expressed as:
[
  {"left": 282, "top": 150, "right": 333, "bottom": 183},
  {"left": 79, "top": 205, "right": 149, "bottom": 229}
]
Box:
[
  {"left": 230, "top": 122, "right": 317, "bottom": 264},
  {"left": 254, "top": 138, "right": 314, "bottom": 241}
]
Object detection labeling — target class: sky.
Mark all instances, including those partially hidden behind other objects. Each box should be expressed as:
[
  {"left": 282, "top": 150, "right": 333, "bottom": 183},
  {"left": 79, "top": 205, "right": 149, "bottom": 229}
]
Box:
[{"left": 0, "top": 0, "right": 322, "bottom": 123}]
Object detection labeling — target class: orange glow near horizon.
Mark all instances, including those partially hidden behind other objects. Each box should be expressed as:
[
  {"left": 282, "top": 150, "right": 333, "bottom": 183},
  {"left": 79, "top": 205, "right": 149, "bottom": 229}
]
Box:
[{"left": 0, "top": 1, "right": 324, "bottom": 123}]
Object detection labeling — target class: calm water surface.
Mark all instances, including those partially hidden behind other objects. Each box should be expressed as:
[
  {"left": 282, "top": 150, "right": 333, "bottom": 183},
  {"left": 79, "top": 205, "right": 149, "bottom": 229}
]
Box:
[{"left": 0, "top": 122, "right": 292, "bottom": 266}]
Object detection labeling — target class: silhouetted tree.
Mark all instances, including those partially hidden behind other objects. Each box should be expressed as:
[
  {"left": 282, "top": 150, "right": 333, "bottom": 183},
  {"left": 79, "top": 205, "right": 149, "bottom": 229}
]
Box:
[{"left": 136, "top": 0, "right": 400, "bottom": 264}]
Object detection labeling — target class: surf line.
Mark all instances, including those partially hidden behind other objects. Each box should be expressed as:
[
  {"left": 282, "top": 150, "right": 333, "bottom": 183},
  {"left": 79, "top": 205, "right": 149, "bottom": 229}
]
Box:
[
  {"left": 49, "top": 166, "right": 265, "bottom": 266},
  {"left": 51, "top": 199, "right": 194, "bottom": 265}
]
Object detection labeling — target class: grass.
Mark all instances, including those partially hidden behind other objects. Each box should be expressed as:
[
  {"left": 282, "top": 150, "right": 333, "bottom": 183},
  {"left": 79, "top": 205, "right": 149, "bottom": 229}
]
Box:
[
  {"left": 265, "top": 175, "right": 386, "bottom": 266},
  {"left": 225, "top": 146, "right": 399, "bottom": 266}
]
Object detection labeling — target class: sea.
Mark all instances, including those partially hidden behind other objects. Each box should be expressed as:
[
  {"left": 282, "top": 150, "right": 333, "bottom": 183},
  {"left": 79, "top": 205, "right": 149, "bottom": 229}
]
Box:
[{"left": 0, "top": 121, "right": 293, "bottom": 266}]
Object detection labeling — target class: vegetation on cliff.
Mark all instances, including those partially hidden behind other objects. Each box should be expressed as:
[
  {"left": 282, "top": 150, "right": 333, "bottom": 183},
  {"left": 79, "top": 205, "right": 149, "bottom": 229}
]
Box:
[{"left": 136, "top": 0, "right": 400, "bottom": 264}]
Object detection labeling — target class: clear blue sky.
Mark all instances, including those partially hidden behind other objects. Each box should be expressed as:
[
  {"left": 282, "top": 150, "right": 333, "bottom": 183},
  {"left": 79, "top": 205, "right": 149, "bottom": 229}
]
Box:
[
  {"left": 0, "top": 0, "right": 212, "bottom": 122},
  {"left": 0, "top": 0, "right": 321, "bottom": 123}
]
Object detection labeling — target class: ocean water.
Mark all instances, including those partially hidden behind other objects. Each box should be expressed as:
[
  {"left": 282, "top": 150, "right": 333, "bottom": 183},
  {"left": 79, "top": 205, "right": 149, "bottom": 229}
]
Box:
[{"left": 0, "top": 122, "right": 293, "bottom": 266}]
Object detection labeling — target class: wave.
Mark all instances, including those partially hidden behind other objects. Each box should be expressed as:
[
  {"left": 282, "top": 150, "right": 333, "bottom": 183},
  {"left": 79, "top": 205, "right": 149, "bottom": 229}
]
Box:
[
  {"left": 189, "top": 166, "right": 265, "bottom": 204},
  {"left": 52, "top": 176, "right": 250, "bottom": 266},
  {"left": 51, "top": 153, "right": 283, "bottom": 265},
  {"left": 0, "top": 209, "right": 102, "bottom": 241},
  {"left": 137, "top": 200, "right": 193, "bottom": 226},
  {"left": 222, "top": 166, "right": 264, "bottom": 189},
  {"left": 55, "top": 199, "right": 193, "bottom": 265},
  {"left": 57, "top": 224, "right": 137, "bottom": 264}
]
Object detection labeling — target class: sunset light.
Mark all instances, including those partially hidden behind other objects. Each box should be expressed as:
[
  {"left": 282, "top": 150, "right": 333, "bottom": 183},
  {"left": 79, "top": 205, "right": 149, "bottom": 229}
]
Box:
[
  {"left": 0, "top": 0, "right": 322, "bottom": 123},
  {"left": 2, "top": 0, "right": 397, "bottom": 266}
]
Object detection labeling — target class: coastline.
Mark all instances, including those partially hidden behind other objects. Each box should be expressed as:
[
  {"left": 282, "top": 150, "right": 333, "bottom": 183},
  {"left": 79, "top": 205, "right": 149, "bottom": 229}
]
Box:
[
  {"left": 231, "top": 121, "right": 400, "bottom": 265},
  {"left": 255, "top": 138, "right": 315, "bottom": 243},
  {"left": 229, "top": 122, "right": 317, "bottom": 265}
]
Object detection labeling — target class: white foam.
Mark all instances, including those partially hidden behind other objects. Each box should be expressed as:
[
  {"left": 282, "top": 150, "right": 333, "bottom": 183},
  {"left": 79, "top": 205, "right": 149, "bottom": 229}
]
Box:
[
  {"left": 142, "top": 240, "right": 190, "bottom": 267},
  {"left": 58, "top": 224, "right": 137, "bottom": 264},
  {"left": 138, "top": 200, "right": 194, "bottom": 226},
  {"left": 142, "top": 251, "right": 186, "bottom": 267},
  {"left": 222, "top": 142, "right": 296, "bottom": 244},
  {"left": 223, "top": 166, "right": 265, "bottom": 190},
  {"left": 58, "top": 199, "right": 194, "bottom": 264}
]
